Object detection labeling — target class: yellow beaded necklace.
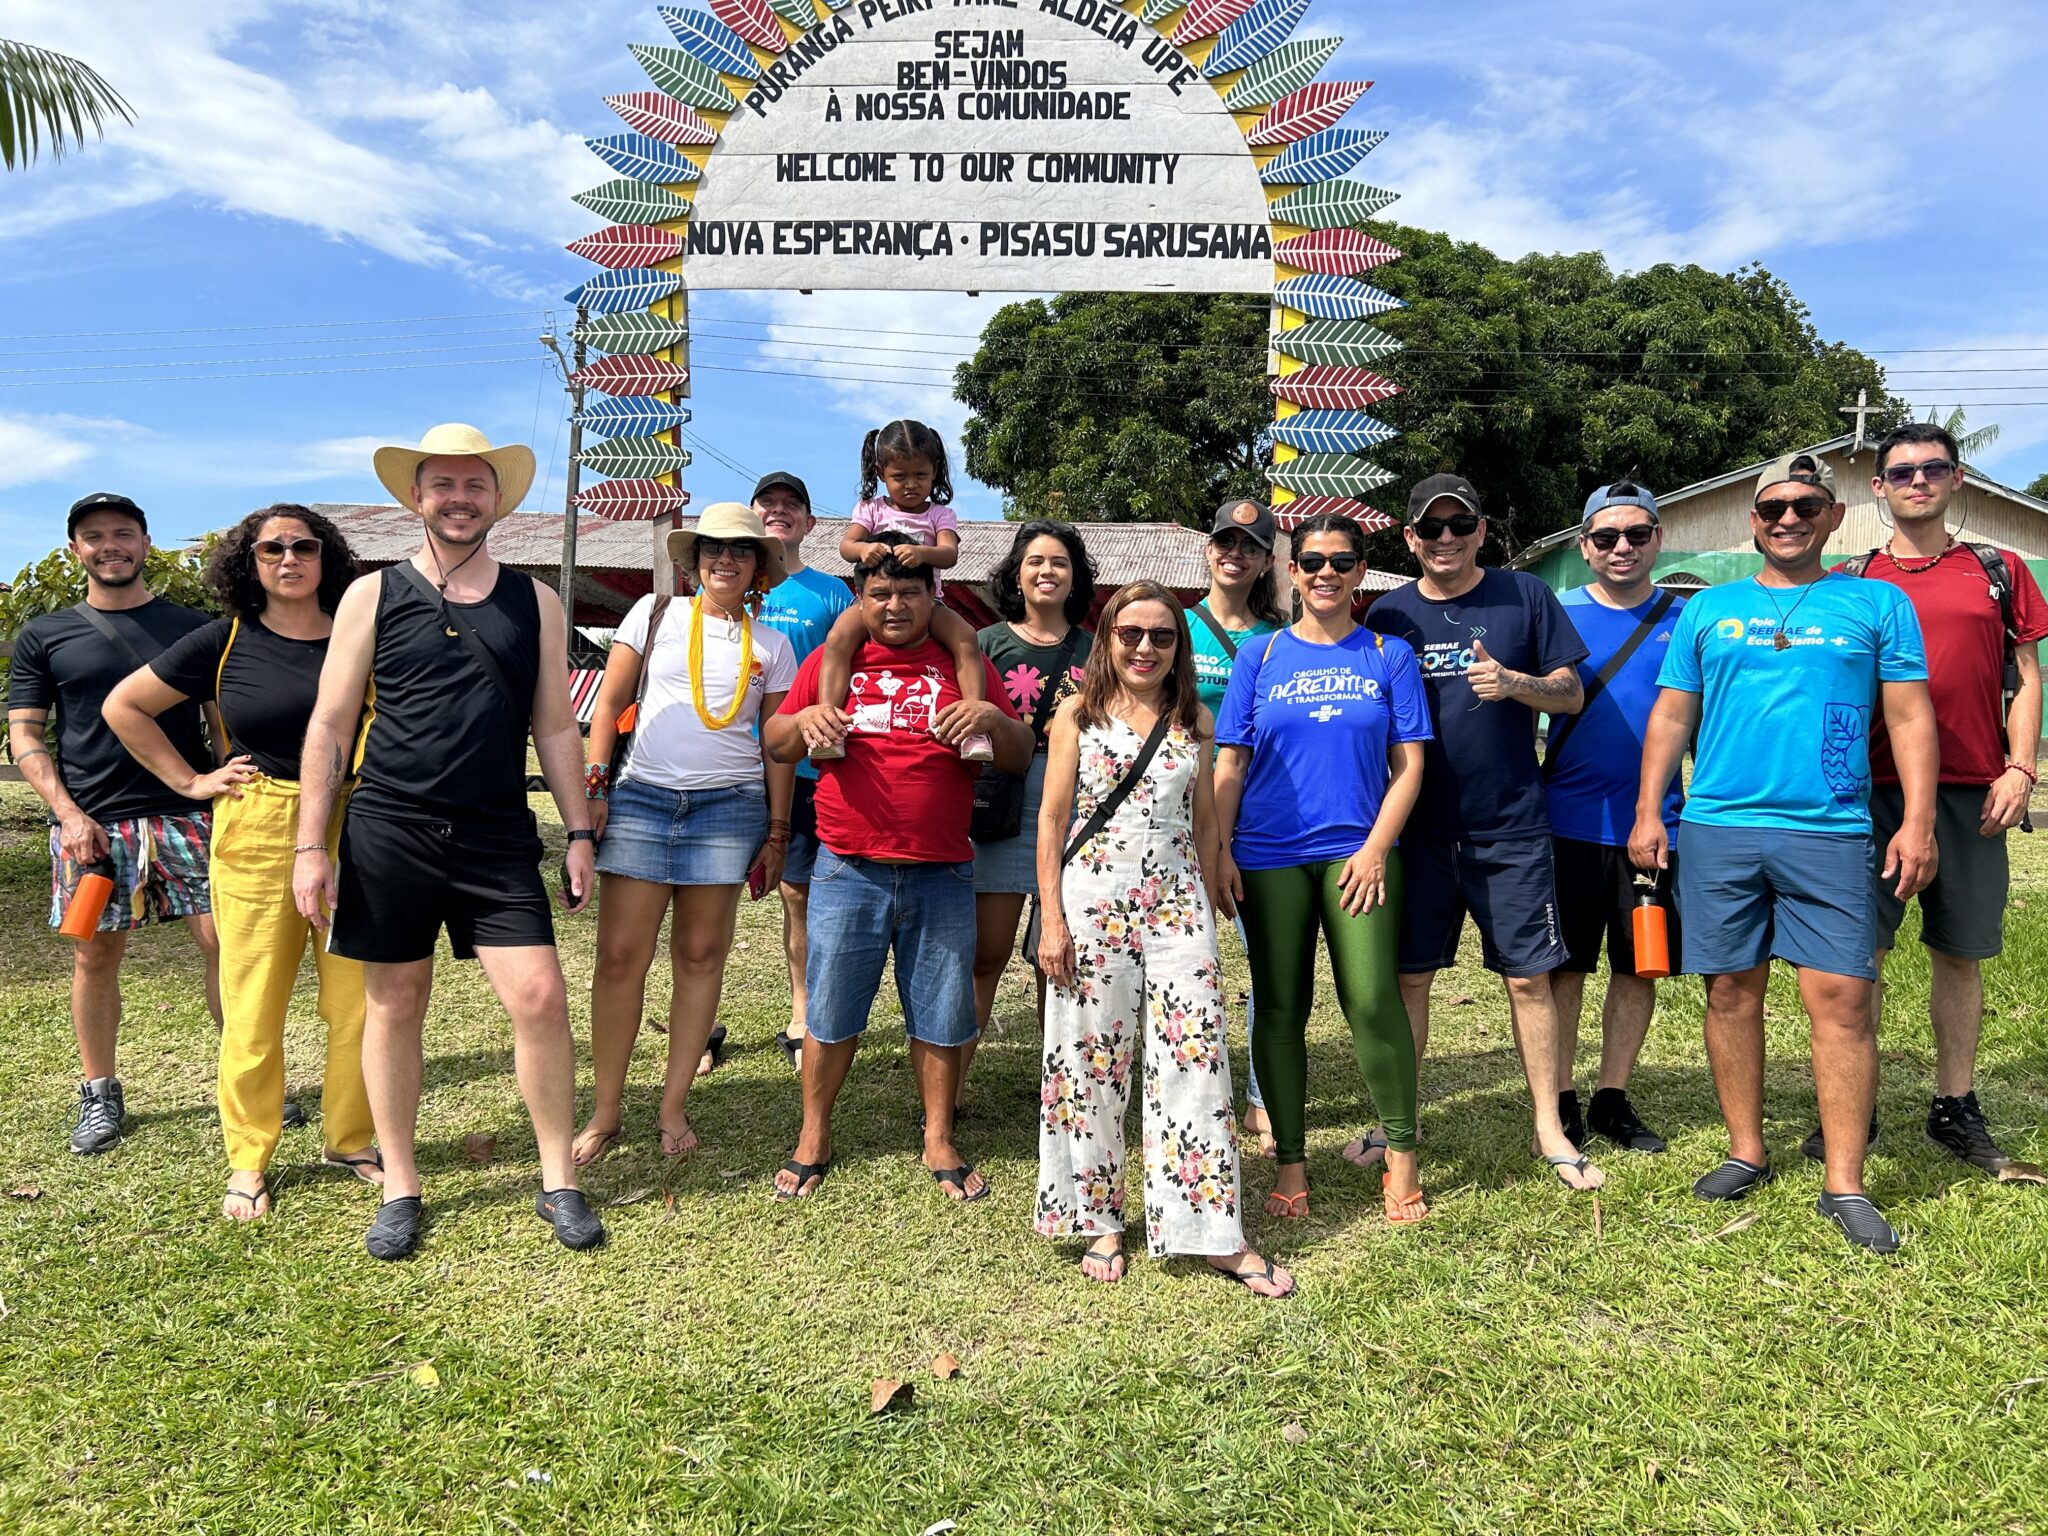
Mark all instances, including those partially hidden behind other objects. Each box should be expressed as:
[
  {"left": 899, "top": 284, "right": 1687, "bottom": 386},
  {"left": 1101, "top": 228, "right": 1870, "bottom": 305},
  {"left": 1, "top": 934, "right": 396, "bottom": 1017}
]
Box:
[{"left": 687, "top": 594, "right": 754, "bottom": 731}]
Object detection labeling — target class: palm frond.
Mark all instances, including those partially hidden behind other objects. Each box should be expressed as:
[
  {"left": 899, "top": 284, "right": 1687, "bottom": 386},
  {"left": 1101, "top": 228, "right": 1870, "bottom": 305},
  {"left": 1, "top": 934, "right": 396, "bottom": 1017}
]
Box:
[{"left": 0, "top": 38, "right": 134, "bottom": 172}]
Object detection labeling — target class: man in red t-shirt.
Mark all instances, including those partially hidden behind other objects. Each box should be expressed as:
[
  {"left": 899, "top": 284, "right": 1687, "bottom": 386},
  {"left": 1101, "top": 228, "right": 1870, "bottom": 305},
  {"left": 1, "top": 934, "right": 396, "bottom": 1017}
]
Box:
[
  {"left": 1827, "top": 421, "right": 2047, "bottom": 1180},
  {"left": 763, "top": 533, "right": 1030, "bottom": 1203}
]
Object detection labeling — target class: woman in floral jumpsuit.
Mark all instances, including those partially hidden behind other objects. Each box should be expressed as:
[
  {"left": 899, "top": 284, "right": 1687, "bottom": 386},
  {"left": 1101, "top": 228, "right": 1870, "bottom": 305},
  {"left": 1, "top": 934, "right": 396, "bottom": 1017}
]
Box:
[{"left": 1033, "top": 581, "right": 1293, "bottom": 1297}]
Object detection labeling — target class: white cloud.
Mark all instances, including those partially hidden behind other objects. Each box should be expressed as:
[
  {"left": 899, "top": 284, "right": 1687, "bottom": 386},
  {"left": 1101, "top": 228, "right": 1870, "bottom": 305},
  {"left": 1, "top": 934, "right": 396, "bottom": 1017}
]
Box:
[{"left": 0, "top": 413, "right": 149, "bottom": 489}]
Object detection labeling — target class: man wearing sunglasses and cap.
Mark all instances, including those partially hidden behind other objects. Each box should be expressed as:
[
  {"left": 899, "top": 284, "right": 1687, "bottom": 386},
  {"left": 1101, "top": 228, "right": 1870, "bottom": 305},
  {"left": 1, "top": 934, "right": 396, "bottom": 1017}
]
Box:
[
  {"left": 1543, "top": 481, "right": 1686, "bottom": 1157},
  {"left": 1368, "top": 473, "right": 1602, "bottom": 1192},
  {"left": 293, "top": 424, "right": 605, "bottom": 1259},
  {"left": 1828, "top": 423, "right": 2047, "bottom": 1183},
  {"left": 1632, "top": 451, "right": 1938, "bottom": 1254}
]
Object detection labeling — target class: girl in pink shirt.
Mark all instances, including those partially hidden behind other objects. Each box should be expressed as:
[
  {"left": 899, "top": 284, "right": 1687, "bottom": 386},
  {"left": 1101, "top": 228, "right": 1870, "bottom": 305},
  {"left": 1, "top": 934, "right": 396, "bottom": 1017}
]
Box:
[{"left": 813, "top": 420, "right": 991, "bottom": 761}]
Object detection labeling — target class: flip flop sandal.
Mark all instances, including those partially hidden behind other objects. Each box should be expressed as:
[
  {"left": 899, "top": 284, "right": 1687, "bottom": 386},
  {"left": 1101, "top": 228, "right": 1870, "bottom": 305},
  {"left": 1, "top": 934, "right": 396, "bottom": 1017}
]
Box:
[
  {"left": 1342, "top": 1128, "right": 1390, "bottom": 1167},
  {"left": 1079, "top": 1241, "right": 1125, "bottom": 1282},
  {"left": 658, "top": 1121, "right": 696, "bottom": 1160},
  {"left": 771, "top": 1157, "right": 831, "bottom": 1201},
  {"left": 1210, "top": 1256, "right": 1294, "bottom": 1297},
  {"left": 929, "top": 1164, "right": 990, "bottom": 1202},
  {"left": 695, "top": 1024, "right": 728, "bottom": 1074},
  {"left": 1382, "top": 1171, "right": 1430, "bottom": 1224},
  {"left": 1263, "top": 1188, "right": 1309, "bottom": 1219},
  {"left": 775, "top": 1030, "right": 803, "bottom": 1072},
  {"left": 1542, "top": 1152, "right": 1602, "bottom": 1192},
  {"left": 222, "top": 1178, "right": 270, "bottom": 1220},
  {"left": 572, "top": 1127, "right": 623, "bottom": 1167},
  {"left": 322, "top": 1148, "right": 384, "bottom": 1184}
]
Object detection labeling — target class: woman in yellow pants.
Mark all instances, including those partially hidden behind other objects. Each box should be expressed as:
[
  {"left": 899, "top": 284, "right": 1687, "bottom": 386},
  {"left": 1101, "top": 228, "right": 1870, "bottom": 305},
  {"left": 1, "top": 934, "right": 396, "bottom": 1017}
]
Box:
[{"left": 107, "top": 505, "right": 377, "bottom": 1219}]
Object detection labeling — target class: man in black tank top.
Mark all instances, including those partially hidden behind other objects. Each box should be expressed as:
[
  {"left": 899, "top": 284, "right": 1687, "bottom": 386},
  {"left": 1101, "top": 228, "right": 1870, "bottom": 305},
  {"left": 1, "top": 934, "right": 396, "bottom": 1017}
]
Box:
[{"left": 292, "top": 425, "right": 605, "bottom": 1258}]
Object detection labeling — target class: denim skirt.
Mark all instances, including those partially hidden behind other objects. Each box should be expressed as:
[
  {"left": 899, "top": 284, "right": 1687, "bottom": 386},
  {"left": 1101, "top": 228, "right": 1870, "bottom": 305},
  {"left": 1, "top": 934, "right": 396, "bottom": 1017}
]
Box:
[
  {"left": 972, "top": 750, "right": 1047, "bottom": 896},
  {"left": 595, "top": 775, "right": 767, "bottom": 887}
]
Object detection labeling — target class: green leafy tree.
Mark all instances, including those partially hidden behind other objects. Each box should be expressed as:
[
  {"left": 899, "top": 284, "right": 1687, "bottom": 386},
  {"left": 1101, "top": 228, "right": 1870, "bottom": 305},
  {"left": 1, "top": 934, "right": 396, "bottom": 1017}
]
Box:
[
  {"left": 1925, "top": 405, "right": 1998, "bottom": 460},
  {"left": 2027, "top": 472, "right": 2048, "bottom": 501},
  {"left": 0, "top": 542, "right": 217, "bottom": 698},
  {"left": 953, "top": 293, "right": 1270, "bottom": 524},
  {"left": 1, "top": 38, "right": 131, "bottom": 171}
]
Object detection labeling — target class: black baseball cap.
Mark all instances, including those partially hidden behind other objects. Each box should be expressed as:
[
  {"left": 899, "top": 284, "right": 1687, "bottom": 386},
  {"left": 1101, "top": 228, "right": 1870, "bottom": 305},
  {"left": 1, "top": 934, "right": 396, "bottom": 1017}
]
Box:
[
  {"left": 1210, "top": 497, "right": 1275, "bottom": 549},
  {"left": 750, "top": 471, "right": 811, "bottom": 511},
  {"left": 67, "top": 492, "right": 148, "bottom": 538},
  {"left": 1406, "top": 473, "right": 1482, "bottom": 523}
]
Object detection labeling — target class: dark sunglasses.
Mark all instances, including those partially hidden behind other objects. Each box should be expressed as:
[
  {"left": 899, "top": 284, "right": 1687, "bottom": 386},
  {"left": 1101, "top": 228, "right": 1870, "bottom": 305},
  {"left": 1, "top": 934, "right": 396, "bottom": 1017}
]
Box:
[
  {"left": 1754, "top": 498, "right": 1831, "bottom": 523},
  {"left": 1586, "top": 525, "right": 1656, "bottom": 551},
  {"left": 1112, "top": 624, "right": 1179, "bottom": 650},
  {"left": 253, "top": 537, "right": 322, "bottom": 563},
  {"left": 1211, "top": 530, "right": 1264, "bottom": 554},
  {"left": 695, "top": 537, "right": 758, "bottom": 561},
  {"left": 1880, "top": 459, "right": 1956, "bottom": 488},
  {"left": 1296, "top": 551, "right": 1362, "bottom": 574},
  {"left": 1413, "top": 512, "right": 1480, "bottom": 540}
]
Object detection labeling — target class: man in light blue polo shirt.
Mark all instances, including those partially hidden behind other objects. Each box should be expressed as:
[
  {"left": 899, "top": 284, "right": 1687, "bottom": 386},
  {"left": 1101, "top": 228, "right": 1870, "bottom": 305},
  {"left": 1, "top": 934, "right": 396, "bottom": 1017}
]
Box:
[
  {"left": 751, "top": 471, "right": 852, "bottom": 1074},
  {"left": 1632, "top": 451, "right": 1938, "bottom": 1254}
]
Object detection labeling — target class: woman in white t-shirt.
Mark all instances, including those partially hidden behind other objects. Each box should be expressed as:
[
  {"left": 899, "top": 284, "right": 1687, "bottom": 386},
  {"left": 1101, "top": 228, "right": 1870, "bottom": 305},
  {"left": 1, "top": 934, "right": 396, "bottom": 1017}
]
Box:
[{"left": 573, "top": 504, "right": 797, "bottom": 1164}]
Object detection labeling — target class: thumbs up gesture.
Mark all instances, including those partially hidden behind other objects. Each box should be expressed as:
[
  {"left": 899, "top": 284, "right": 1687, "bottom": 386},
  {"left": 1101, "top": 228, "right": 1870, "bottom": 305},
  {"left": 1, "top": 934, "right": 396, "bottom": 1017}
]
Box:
[{"left": 1465, "top": 638, "right": 1513, "bottom": 701}]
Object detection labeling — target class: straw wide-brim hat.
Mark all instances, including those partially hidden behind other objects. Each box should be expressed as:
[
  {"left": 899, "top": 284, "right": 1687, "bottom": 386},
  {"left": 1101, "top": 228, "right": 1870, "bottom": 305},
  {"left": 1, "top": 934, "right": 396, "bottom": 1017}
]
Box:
[
  {"left": 666, "top": 502, "right": 789, "bottom": 590},
  {"left": 373, "top": 423, "right": 537, "bottom": 515}
]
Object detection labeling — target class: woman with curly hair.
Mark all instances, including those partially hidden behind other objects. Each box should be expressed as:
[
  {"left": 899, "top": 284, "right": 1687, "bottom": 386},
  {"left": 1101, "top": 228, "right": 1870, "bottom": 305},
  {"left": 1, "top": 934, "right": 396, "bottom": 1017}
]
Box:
[
  {"left": 1031, "top": 580, "right": 1292, "bottom": 1296},
  {"left": 963, "top": 520, "right": 1096, "bottom": 1100},
  {"left": 106, "top": 503, "right": 375, "bottom": 1221}
]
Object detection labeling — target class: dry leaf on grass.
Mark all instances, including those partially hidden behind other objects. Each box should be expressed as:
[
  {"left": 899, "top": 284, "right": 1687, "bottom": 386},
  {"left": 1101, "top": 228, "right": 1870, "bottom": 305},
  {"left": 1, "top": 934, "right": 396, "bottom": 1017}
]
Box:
[
  {"left": 1281, "top": 1423, "right": 1308, "bottom": 1445},
  {"left": 409, "top": 1362, "right": 440, "bottom": 1390},
  {"left": 931, "top": 1353, "right": 961, "bottom": 1380},
  {"left": 1995, "top": 1161, "right": 2046, "bottom": 1185},
  {"left": 463, "top": 1133, "right": 496, "bottom": 1165},
  {"left": 644, "top": 1016, "right": 667, "bottom": 1035},
  {"left": 1449, "top": 994, "right": 1476, "bottom": 1006},
  {"left": 1699, "top": 1210, "right": 1761, "bottom": 1242},
  {"left": 607, "top": 1187, "right": 654, "bottom": 1207},
  {"left": 9, "top": 1185, "right": 41, "bottom": 1201},
  {"left": 870, "top": 1377, "right": 914, "bottom": 1414}
]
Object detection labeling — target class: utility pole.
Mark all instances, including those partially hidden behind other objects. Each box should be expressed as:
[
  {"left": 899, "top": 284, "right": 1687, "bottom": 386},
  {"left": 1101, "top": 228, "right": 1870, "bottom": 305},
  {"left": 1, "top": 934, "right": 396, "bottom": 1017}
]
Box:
[
  {"left": 1840, "top": 387, "right": 1873, "bottom": 457},
  {"left": 541, "top": 306, "right": 588, "bottom": 638}
]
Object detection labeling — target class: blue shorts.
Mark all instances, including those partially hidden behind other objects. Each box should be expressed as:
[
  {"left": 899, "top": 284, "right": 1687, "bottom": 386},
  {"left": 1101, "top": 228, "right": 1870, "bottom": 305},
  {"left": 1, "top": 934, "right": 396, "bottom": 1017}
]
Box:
[
  {"left": 804, "top": 846, "right": 978, "bottom": 1047},
  {"left": 595, "top": 776, "right": 766, "bottom": 887},
  {"left": 1676, "top": 824, "right": 1877, "bottom": 981},
  {"left": 1398, "top": 835, "right": 1564, "bottom": 977},
  {"left": 971, "top": 751, "right": 1046, "bottom": 896},
  {"left": 780, "top": 777, "right": 819, "bottom": 886}
]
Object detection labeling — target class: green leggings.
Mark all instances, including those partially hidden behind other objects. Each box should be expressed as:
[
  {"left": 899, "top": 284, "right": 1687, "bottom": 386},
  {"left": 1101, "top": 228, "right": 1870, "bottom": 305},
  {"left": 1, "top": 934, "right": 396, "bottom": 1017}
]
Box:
[{"left": 1239, "top": 854, "right": 1415, "bottom": 1166}]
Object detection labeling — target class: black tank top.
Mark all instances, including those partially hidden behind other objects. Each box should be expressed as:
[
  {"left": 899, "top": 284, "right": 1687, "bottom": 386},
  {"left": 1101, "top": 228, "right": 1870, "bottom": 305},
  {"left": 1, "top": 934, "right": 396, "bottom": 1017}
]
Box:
[{"left": 349, "top": 564, "right": 540, "bottom": 832}]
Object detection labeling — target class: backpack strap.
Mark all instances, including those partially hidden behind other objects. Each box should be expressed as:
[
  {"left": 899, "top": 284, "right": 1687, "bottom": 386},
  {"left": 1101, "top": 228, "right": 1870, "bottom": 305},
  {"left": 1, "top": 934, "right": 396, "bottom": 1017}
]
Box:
[
  {"left": 1840, "top": 548, "right": 1879, "bottom": 579},
  {"left": 1191, "top": 602, "right": 1240, "bottom": 659}
]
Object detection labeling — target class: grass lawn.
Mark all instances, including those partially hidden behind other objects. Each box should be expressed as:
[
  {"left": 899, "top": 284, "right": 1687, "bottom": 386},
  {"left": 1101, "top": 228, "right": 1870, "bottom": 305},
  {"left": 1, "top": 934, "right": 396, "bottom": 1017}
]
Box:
[{"left": 2, "top": 781, "right": 2046, "bottom": 1535}]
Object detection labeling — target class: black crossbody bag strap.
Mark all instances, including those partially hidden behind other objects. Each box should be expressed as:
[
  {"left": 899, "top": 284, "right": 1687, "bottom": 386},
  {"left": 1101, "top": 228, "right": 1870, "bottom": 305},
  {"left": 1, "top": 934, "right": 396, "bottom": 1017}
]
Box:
[
  {"left": 1543, "top": 588, "right": 1675, "bottom": 776},
  {"left": 1191, "top": 602, "right": 1239, "bottom": 659},
  {"left": 1061, "top": 712, "right": 1172, "bottom": 866},
  {"left": 71, "top": 600, "right": 156, "bottom": 671},
  {"left": 391, "top": 562, "right": 520, "bottom": 710}
]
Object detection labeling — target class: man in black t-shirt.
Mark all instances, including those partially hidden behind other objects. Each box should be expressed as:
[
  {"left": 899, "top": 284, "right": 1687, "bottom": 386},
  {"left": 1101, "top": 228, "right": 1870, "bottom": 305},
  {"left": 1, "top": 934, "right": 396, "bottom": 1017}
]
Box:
[
  {"left": 1366, "top": 474, "right": 1603, "bottom": 1193},
  {"left": 5, "top": 493, "right": 227, "bottom": 1155}
]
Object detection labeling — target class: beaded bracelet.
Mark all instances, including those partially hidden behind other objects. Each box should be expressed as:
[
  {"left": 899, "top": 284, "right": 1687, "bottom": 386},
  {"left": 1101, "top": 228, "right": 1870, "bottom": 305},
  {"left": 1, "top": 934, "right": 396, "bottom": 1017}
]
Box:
[
  {"left": 2006, "top": 760, "right": 2039, "bottom": 785},
  {"left": 584, "top": 763, "right": 611, "bottom": 800}
]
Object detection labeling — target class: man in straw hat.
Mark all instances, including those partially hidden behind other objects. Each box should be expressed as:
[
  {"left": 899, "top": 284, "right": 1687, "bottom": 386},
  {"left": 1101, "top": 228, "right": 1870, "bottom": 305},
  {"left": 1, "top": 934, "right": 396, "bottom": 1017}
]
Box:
[{"left": 292, "top": 424, "right": 605, "bottom": 1259}]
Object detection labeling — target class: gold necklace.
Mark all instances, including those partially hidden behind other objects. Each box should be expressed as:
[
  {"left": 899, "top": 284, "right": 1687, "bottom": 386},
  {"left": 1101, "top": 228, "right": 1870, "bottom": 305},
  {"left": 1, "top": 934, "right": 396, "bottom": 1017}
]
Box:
[{"left": 687, "top": 595, "right": 753, "bottom": 730}]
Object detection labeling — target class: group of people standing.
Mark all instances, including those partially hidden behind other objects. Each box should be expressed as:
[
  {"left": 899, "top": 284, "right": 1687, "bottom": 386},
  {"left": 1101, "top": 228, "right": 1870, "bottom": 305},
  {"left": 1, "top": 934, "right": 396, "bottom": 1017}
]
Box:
[{"left": 8, "top": 413, "right": 2038, "bottom": 1275}]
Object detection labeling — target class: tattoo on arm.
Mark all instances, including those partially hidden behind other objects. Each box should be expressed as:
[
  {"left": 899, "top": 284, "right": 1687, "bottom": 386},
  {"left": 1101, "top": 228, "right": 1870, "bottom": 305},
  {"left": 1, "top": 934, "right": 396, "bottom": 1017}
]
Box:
[
  {"left": 14, "top": 747, "right": 49, "bottom": 764},
  {"left": 1516, "top": 671, "right": 1580, "bottom": 701}
]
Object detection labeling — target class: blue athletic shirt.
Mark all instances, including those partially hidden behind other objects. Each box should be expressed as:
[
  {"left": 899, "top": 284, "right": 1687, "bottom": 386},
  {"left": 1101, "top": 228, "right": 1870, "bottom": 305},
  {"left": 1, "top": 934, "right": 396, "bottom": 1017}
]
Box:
[
  {"left": 1367, "top": 568, "right": 1588, "bottom": 841},
  {"left": 1544, "top": 587, "right": 1687, "bottom": 845},
  {"left": 1658, "top": 573, "right": 1926, "bottom": 834},
  {"left": 1216, "top": 626, "right": 1433, "bottom": 871},
  {"left": 755, "top": 564, "right": 854, "bottom": 781}
]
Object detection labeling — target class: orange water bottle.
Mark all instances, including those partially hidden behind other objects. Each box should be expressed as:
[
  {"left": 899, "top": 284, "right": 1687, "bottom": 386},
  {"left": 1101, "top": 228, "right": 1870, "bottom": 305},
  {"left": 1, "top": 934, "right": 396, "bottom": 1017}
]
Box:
[
  {"left": 1632, "top": 876, "right": 1671, "bottom": 980},
  {"left": 59, "top": 857, "right": 117, "bottom": 941}
]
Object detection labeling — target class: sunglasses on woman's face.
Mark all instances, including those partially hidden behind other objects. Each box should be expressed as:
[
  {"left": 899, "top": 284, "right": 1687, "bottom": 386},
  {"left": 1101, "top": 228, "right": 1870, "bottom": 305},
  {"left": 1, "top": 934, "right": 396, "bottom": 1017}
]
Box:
[
  {"left": 696, "top": 538, "right": 757, "bottom": 561},
  {"left": 1295, "top": 551, "right": 1361, "bottom": 574},
  {"left": 1880, "top": 458, "right": 1955, "bottom": 488},
  {"left": 1112, "top": 625, "right": 1179, "bottom": 650},
  {"left": 1211, "top": 531, "right": 1260, "bottom": 554},
  {"left": 254, "top": 537, "right": 322, "bottom": 563},
  {"left": 1586, "top": 524, "right": 1656, "bottom": 551},
  {"left": 1413, "top": 512, "right": 1480, "bottom": 541}
]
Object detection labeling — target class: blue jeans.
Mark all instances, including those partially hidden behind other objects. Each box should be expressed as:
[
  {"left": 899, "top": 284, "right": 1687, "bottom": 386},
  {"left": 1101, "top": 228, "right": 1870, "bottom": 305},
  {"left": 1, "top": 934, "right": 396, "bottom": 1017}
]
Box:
[{"left": 804, "top": 846, "right": 979, "bottom": 1047}]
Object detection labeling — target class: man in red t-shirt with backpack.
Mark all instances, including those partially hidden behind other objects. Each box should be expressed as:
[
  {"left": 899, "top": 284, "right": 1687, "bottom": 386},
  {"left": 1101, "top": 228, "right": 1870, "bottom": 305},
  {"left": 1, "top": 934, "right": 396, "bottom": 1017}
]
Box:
[{"left": 1827, "top": 421, "right": 2047, "bottom": 1181}]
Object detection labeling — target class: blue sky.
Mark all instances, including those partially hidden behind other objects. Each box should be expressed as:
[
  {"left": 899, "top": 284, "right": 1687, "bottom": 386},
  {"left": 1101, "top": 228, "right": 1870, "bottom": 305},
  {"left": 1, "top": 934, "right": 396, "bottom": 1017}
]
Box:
[{"left": 4, "top": 0, "right": 2047, "bottom": 576}]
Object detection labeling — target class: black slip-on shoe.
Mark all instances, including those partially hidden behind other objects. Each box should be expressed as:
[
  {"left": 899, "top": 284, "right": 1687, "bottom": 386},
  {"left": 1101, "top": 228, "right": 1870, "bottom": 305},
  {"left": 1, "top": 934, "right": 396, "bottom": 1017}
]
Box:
[
  {"left": 1588, "top": 1088, "right": 1667, "bottom": 1153},
  {"left": 366, "top": 1196, "right": 423, "bottom": 1261},
  {"left": 1692, "top": 1157, "right": 1773, "bottom": 1201},
  {"left": 537, "top": 1188, "right": 607, "bottom": 1250},
  {"left": 1817, "top": 1191, "right": 1901, "bottom": 1255},
  {"left": 281, "top": 1099, "right": 309, "bottom": 1129},
  {"left": 1800, "top": 1114, "right": 1878, "bottom": 1164}
]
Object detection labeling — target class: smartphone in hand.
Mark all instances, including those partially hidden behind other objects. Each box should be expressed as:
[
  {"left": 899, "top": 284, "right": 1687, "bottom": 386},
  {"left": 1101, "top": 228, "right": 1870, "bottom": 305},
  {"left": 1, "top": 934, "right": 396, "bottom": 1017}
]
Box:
[{"left": 747, "top": 862, "right": 770, "bottom": 901}]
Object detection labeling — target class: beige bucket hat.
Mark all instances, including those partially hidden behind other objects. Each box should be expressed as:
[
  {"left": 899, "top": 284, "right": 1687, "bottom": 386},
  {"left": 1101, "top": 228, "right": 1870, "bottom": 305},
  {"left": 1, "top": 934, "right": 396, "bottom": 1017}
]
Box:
[
  {"left": 666, "top": 502, "right": 788, "bottom": 590},
  {"left": 373, "top": 423, "right": 537, "bottom": 514}
]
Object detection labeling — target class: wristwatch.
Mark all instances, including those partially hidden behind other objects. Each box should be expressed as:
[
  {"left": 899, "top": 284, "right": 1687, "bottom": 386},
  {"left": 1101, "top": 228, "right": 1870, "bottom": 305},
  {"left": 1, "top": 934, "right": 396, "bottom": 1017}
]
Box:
[{"left": 567, "top": 829, "right": 597, "bottom": 844}]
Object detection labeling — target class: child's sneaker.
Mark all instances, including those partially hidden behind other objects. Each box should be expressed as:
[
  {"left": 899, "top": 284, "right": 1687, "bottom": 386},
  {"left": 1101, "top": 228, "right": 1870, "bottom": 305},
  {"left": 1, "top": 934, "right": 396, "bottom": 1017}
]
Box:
[{"left": 959, "top": 732, "right": 995, "bottom": 763}]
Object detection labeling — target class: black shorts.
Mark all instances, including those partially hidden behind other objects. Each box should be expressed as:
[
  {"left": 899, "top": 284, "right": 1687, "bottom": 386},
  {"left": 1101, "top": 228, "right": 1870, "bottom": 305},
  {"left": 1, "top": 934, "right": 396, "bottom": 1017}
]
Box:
[
  {"left": 1399, "top": 835, "right": 1565, "bottom": 978},
  {"left": 1871, "top": 783, "right": 2011, "bottom": 960},
  {"left": 1553, "top": 836, "right": 1684, "bottom": 976},
  {"left": 329, "top": 810, "right": 555, "bottom": 964}
]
